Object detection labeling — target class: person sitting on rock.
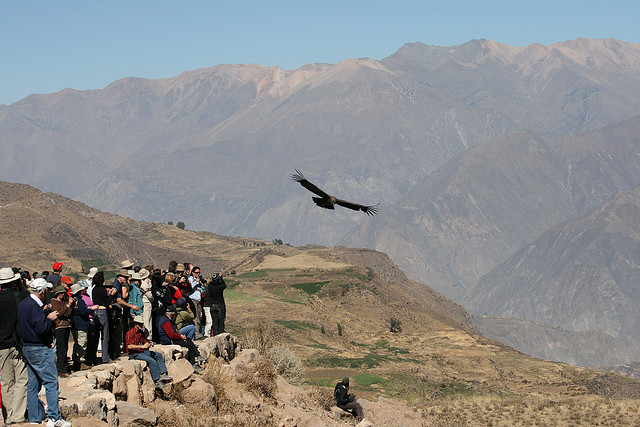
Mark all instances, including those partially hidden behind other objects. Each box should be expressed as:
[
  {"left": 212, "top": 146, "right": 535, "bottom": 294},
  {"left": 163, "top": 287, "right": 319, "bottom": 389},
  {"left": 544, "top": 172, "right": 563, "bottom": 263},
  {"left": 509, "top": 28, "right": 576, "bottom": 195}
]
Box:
[
  {"left": 334, "top": 377, "right": 364, "bottom": 422},
  {"left": 174, "top": 297, "right": 196, "bottom": 340},
  {"left": 156, "top": 305, "right": 203, "bottom": 371},
  {"left": 125, "top": 315, "right": 172, "bottom": 389}
]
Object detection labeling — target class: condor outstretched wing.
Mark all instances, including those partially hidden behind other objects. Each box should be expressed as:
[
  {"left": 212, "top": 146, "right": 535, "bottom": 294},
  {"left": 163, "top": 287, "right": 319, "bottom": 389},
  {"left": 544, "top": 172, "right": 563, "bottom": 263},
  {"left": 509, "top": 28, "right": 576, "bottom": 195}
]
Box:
[
  {"left": 290, "top": 169, "right": 331, "bottom": 199},
  {"left": 335, "top": 199, "right": 379, "bottom": 216}
]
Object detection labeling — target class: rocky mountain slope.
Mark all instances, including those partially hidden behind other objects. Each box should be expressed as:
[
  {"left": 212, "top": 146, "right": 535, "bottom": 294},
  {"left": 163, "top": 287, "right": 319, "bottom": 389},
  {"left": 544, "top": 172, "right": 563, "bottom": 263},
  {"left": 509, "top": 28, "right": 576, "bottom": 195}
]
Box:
[
  {"left": 342, "top": 116, "right": 640, "bottom": 300},
  {"left": 473, "top": 316, "right": 640, "bottom": 368},
  {"left": 2, "top": 38, "right": 640, "bottom": 248},
  {"left": 463, "top": 185, "right": 640, "bottom": 349}
]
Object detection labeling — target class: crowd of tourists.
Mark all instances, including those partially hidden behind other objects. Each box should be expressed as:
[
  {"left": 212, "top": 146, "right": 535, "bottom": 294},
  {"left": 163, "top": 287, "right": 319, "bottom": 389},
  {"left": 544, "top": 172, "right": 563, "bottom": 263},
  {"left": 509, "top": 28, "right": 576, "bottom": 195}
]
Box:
[{"left": 0, "top": 260, "right": 227, "bottom": 426}]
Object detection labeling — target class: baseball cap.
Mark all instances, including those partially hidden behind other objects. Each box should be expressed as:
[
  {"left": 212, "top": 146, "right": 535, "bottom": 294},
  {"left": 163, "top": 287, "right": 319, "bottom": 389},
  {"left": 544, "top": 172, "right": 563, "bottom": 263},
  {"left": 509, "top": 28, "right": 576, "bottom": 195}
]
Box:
[{"left": 29, "top": 278, "right": 51, "bottom": 293}]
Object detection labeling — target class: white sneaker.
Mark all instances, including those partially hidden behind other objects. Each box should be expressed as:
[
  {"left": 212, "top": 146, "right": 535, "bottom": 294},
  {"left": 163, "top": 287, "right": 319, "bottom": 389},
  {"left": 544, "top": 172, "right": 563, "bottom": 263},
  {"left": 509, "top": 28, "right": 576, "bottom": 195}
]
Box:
[{"left": 46, "top": 418, "right": 72, "bottom": 427}]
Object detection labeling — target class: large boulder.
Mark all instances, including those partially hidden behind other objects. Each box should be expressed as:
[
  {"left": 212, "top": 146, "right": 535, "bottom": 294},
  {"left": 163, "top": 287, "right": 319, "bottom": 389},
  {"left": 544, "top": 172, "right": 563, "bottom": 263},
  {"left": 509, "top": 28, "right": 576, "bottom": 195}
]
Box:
[
  {"left": 60, "top": 389, "right": 117, "bottom": 426},
  {"left": 112, "top": 372, "right": 128, "bottom": 400},
  {"left": 118, "top": 359, "right": 145, "bottom": 379},
  {"left": 141, "top": 368, "right": 156, "bottom": 403},
  {"left": 126, "top": 375, "right": 142, "bottom": 405},
  {"left": 152, "top": 344, "right": 186, "bottom": 363},
  {"left": 86, "top": 369, "right": 115, "bottom": 390},
  {"left": 177, "top": 377, "right": 216, "bottom": 405},
  {"left": 167, "top": 358, "right": 194, "bottom": 384},
  {"left": 198, "top": 333, "right": 238, "bottom": 361},
  {"left": 117, "top": 401, "right": 158, "bottom": 426}
]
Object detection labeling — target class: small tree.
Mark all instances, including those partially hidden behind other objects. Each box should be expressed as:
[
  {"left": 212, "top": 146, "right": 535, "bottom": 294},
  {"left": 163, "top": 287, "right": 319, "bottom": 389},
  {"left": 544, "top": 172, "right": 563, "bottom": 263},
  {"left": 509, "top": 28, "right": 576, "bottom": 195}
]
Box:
[
  {"left": 167, "top": 221, "right": 174, "bottom": 225},
  {"left": 389, "top": 317, "right": 402, "bottom": 333},
  {"left": 273, "top": 238, "right": 283, "bottom": 245},
  {"left": 176, "top": 221, "right": 185, "bottom": 230}
]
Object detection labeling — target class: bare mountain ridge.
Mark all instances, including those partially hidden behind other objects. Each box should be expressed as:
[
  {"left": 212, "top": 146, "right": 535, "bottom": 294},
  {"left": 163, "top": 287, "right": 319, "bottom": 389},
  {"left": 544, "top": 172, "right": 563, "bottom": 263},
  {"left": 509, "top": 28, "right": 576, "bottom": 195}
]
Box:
[
  {"left": 341, "top": 115, "right": 640, "bottom": 300},
  {"left": 3, "top": 38, "right": 640, "bottom": 248},
  {"left": 473, "top": 315, "right": 640, "bottom": 369},
  {"left": 384, "top": 38, "right": 640, "bottom": 135},
  {"left": 464, "top": 185, "right": 640, "bottom": 348},
  {"left": 0, "top": 180, "right": 223, "bottom": 273}
]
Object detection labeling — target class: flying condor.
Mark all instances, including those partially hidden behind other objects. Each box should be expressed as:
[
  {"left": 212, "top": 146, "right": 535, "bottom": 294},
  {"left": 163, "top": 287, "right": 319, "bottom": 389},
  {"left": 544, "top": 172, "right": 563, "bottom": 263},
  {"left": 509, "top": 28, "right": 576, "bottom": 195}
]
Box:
[{"left": 291, "top": 169, "right": 379, "bottom": 216}]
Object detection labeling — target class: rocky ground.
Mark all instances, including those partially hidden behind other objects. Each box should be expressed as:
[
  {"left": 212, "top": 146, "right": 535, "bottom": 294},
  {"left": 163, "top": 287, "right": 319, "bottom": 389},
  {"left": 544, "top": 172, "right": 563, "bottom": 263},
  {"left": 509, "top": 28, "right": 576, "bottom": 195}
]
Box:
[{"left": 10, "top": 333, "right": 426, "bottom": 427}]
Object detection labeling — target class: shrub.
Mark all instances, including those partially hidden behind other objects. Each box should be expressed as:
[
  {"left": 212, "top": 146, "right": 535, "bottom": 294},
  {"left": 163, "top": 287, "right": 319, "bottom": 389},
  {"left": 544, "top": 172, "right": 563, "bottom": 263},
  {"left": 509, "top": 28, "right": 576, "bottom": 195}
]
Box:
[
  {"left": 176, "top": 221, "right": 186, "bottom": 229},
  {"left": 237, "top": 355, "right": 277, "bottom": 400},
  {"left": 309, "top": 386, "right": 335, "bottom": 411},
  {"left": 337, "top": 323, "right": 343, "bottom": 336},
  {"left": 267, "top": 344, "right": 304, "bottom": 384},
  {"left": 390, "top": 317, "right": 402, "bottom": 333},
  {"left": 201, "top": 357, "right": 230, "bottom": 410},
  {"left": 239, "top": 325, "right": 282, "bottom": 355}
]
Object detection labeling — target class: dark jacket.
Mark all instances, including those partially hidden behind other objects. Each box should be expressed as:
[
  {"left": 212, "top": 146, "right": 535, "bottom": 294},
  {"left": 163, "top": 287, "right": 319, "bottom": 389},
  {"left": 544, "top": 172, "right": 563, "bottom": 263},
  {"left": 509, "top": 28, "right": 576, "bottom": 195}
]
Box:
[
  {"left": 92, "top": 286, "right": 112, "bottom": 307},
  {"left": 18, "top": 295, "right": 54, "bottom": 347},
  {"left": 151, "top": 284, "right": 172, "bottom": 314},
  {"left": 334, "top": 382, "right": 352, "bottom": 406},
  {"left": 72, "top": 296, "right": 94, "bottom": 331},
  {"left": 156, "top": 315, "right": 182, "bottom": 345},
  {"left": 0, "top": 288, "right": 19, "bottom": 349},
  {"left": 203, "top": 277, "right": 226, "bottom": 306}
]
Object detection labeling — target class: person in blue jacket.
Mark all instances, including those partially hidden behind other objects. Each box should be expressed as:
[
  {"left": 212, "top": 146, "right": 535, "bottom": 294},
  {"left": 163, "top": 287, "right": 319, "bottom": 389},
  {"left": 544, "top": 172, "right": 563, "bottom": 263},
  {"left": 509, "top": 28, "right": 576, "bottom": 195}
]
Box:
[
  {"left": 71, "top": 280, "right": 98, "bottom": 370},
  {"left": 18, "top": 278, "right": 72, "bottom": 427}
]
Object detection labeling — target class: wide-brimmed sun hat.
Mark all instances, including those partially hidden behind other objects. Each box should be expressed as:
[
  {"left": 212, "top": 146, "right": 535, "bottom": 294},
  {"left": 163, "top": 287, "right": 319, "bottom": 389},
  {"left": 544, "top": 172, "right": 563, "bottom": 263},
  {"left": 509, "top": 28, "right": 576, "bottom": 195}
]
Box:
[{"left": 0, "top": 267, "right": 20, "bottom": 285}]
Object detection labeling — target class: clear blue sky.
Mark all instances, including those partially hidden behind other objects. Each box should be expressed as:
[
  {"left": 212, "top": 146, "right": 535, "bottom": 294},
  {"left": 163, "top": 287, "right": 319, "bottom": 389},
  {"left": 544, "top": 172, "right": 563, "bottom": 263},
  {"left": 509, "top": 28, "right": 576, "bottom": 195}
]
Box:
[{"left": 1, "top": 0, "right": 639, "bottom": 106}]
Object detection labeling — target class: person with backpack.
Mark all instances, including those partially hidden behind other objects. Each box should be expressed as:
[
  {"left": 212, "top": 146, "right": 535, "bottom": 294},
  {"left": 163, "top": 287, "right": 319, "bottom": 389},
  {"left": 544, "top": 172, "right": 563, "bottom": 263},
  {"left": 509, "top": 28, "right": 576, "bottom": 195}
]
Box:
[{"left": 334, "top": 377, "right": 364, "bottom": 422}]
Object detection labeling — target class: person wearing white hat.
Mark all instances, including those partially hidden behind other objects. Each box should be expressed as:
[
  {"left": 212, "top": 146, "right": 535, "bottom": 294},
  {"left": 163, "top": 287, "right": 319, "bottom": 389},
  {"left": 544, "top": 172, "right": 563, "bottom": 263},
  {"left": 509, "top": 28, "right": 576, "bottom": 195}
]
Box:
[
  {"left": 18, "top": 278, "right": 72, "bottom": 426},
  {"left": 0, "top": 267, "right": 28, "bottom": 424},
  {"left": 71, "top": 281, "right": 98, "bottom": 371},
  {"left": 138, "top": 268, "right": 153, "bottom": 336},
  {"left": 86, "top": 267, "right": 98, "bottom": 297}
]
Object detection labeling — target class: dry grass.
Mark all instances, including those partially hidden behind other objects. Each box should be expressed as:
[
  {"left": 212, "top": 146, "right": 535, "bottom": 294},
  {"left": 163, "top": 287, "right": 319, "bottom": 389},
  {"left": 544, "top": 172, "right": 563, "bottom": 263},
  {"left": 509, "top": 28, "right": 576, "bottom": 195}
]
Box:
[
  {"left": 201, "top": 357, "right": 231, "bottom": 410},
  {"left": 237, "top": 354, "right": 278, "bottom": 400},
  {"left": 420, "top": 396, "right": 640, "bottom": 426},
  {"left": 239, "top": 324, "right": 283, "bottom": 355},
  {"left": 307, "top": 386, "right": 336, "bottom": 411},
  {"left": 151, "top": 400, "right": 278, "bottom": 427}
]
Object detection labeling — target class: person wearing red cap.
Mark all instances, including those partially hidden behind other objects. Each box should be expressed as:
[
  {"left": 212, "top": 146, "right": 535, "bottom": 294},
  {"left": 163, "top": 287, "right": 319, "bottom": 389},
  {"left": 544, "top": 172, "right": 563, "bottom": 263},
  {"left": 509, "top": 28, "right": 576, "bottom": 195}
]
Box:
[
  {"left": 60, "top": 275, "right": 73, "bottom": 295},
  {"left": 47, "top": 262, "right": 63, "bottom": 287}
]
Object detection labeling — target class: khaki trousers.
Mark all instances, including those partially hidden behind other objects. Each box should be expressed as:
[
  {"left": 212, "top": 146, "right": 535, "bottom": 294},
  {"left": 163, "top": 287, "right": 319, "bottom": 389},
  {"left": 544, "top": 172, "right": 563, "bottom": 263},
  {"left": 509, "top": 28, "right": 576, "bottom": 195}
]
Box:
[
  {"left": 72, "top": 329, "right": 88, "bottom": 363},
  {"left": 0, "top": 347, "right": 28, "bottom": 423}
]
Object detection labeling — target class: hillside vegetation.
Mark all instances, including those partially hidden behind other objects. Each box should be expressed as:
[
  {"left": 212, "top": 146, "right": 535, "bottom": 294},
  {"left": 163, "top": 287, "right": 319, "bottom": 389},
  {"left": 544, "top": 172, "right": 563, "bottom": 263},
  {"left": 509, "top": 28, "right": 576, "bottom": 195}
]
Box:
[{"left": 4, "top": 181, "right": 640, "bottom": 424}]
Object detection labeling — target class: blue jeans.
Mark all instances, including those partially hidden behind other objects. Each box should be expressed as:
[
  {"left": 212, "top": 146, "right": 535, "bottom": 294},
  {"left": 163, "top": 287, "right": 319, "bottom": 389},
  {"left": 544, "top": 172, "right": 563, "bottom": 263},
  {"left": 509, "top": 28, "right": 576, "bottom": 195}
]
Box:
[
  {"left": 129, "top": 350, "right": 167, "bottom": 382},
  {"left": 180, "top": 324, "right": 195, "bottom": 340},
  {"left": 95, "top": 308, "right": 111, "bottom": 362},
  {"left": 22, "top": 345, "right": 62, "bottom": 423}
]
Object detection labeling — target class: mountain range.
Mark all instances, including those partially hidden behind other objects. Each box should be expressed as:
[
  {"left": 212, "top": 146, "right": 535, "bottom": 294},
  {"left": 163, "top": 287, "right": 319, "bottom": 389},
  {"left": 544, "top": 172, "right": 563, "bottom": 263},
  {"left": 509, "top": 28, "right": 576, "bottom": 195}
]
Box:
[{"left": 3, "top": 37, "right": 640, "bottom": 368}]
